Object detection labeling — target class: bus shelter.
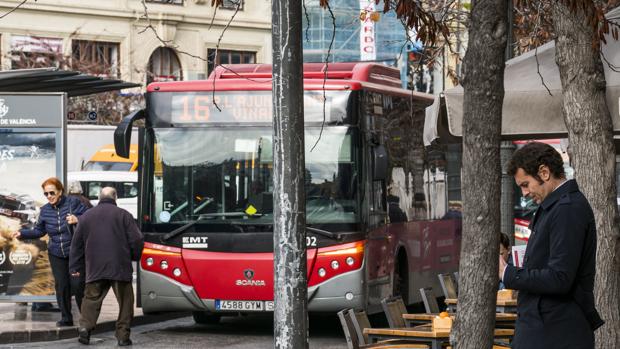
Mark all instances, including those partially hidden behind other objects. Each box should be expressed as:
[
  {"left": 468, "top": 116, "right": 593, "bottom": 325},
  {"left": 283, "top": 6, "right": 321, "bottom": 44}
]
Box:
[{"left": 0, "top": 68, "right": 139, "bottom": 302}]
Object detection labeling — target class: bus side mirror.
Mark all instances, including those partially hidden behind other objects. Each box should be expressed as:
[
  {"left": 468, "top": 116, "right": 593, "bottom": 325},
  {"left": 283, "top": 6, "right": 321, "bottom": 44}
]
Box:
[
  {"left": 372, "top": 145, "right": 388, "bottom": 181},
  {"left": 114, "top": 109, "right": 145, "bottom": 158}
]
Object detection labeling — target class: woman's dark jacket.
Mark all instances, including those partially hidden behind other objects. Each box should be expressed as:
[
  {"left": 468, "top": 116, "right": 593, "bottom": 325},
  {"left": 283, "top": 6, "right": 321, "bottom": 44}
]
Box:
[{"left": 19, "top": 195, "right": 88, "bottom": 258}]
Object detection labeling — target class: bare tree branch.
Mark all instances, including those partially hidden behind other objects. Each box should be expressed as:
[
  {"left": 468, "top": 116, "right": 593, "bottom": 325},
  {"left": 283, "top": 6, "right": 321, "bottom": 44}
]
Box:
[
  {"left": 311, "top": 0, "right": 336, "bottom": 152},
  {"left": 303, "top": 0, "right": 311, "bottom": 42},
  {"left": 211, "top": 0, "right": 243, "bottom": 111},
  {"left": 0, "top": 0, "right": 35, "bottom": 20}
]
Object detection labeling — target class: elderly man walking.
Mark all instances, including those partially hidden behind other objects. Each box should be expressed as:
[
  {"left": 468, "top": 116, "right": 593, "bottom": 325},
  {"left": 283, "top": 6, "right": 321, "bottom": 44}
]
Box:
[{"left": 69, "top": 187, "right": 143, "bottom": 346}]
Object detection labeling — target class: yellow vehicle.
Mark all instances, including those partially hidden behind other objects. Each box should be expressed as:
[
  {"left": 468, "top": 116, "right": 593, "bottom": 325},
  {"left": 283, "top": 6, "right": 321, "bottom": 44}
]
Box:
[{"left": 83, "top": 144, "right": 138, "bottom": 171}]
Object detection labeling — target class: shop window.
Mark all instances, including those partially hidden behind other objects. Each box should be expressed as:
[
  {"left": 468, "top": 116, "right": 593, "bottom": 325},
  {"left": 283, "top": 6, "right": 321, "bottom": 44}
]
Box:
[
  {"left": 72, "top": 40, "right": 119, "bottom": 77},
  {"left": 221, "top": 0, "right": 244, "bottom": 10},
  {"left": 147, "top": 47, "right": 182, "bottom": 84},
  {"left": 11, "top": 35, "right": 63, "bottom": 69},
  {"left": 207, "top": 49, "right": 255, "bottom": 74},
  {"left": 146, "top": 0, "right": 183, "bottom": 4}
]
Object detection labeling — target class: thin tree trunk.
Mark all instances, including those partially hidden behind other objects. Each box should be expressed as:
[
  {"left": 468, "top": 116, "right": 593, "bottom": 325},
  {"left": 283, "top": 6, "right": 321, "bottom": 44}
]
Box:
[
  {"left": 272, "top": 0, "right": 308, "bottom": 348},
  {"left": 552, "top": 3, "right": 620, "bottom": 348},
  {"left": 451, "top": 1, "right": 507, "bottom": 348}
]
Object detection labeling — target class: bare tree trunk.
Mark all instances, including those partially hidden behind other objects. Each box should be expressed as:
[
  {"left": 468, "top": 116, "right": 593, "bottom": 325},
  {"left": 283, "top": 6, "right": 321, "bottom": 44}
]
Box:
[
  {"left": 272, "top": 0, "right": 308, "bottom": 348},
  {"left": 451, "top": 1, "right": 507, "bottom": 348},
  {"left": 552, "top": 3, "right": 620, "bottom": 348}
]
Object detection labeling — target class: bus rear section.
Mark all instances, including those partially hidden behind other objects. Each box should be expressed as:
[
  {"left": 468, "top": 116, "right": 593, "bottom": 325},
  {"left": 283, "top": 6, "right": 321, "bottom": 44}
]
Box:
[{"left": 116, "top": 62, "right": 461, "bottom": 319}]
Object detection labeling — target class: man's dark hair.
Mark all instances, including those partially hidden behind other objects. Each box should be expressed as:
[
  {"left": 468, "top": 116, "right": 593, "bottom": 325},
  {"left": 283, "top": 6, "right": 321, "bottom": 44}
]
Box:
[
  {"left": 499, "top": 232, "right": 510, "bottom": 249},
  {"left": 507, "top": 142, "right": 565, "bottom": 183}
]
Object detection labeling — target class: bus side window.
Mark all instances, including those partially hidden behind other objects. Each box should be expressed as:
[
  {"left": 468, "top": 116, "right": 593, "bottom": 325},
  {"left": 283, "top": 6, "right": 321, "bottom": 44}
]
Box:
[
  {"left": 123, "top": 182, "right": 138, "bottom": 198},
  {"left": 88, "top": 182, "right": 102, "bottom": 200},
  {"left": 373, "top": 181, "right": 385, "bottom": 212},
  {"left": 370, "top": 180, "right": 386, "bottom": 227}
]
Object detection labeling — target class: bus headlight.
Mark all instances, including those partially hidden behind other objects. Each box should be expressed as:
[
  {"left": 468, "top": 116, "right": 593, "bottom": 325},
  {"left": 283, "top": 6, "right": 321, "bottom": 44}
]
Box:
[
  {"left": 146, "top": 257, "right": 154, "bottom": 266},
  {"left": 331, "top": 260, "right": 339, "bottom": 270},
  {"left": 160, "top": 260, "right": 169, "bottom": 270},
  {"left": 318, "top": 268, "right": 326, "bottom": 277},
  {"left": 173, "top": 268, "right": 182, "bottom": 277}
]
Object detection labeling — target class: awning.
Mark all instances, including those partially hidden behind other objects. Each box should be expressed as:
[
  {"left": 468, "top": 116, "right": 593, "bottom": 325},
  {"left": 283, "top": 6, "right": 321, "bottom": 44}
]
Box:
[
  {"left": 424, "top": 8, "right": 620, "bottom": 145},
  {"left": 0, "top": 68, "right": 141, "bottom": 97}
]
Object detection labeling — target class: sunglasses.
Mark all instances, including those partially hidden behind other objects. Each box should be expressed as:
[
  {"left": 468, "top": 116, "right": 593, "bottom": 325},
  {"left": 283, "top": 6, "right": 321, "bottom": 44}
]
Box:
[{"left": 43, "top": 191, "right": 57, "bottom": 197}]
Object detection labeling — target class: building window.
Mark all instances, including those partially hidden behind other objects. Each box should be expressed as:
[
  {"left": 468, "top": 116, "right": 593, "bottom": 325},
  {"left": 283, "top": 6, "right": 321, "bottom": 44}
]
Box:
[
  {"left": 147, "top": 47, "right": 182, "bottom": 84},
  {"left": 146, "top": 0, "right": 183, "bottom": 4},
  {"left": 207, "top": 49, "right": 255, "bottom": 74},
  {"left": 221, "top": 0, "right": 243, "bottom": 10},
  {"left": 11, "top": 35, "right": 63, "bottom": 69},
  {"left": 72, "top": 40, "right": 119, "bottom": 77}
]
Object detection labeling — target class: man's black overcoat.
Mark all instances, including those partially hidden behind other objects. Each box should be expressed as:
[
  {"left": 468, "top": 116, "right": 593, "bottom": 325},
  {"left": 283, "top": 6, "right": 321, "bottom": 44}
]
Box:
[{"left": 503, "top": 179, "right": 603, "bottom": 349}]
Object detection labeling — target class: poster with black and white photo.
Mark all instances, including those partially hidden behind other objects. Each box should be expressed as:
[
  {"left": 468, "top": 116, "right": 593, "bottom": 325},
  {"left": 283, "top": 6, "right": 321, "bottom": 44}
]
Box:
[{"left": 0, "top": 132, "right": 57, "bottom": 299}]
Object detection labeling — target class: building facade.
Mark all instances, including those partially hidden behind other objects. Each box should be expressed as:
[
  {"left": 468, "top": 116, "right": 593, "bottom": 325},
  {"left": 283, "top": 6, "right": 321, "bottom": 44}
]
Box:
[{"left": 0, "top": 0, "right": 272, "bottom": 85}]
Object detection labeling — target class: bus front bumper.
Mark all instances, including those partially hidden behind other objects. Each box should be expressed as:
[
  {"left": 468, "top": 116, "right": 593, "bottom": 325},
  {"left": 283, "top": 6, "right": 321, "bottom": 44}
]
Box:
[{"left": 140, "top": 267, "right": 365, "bottom": 314}]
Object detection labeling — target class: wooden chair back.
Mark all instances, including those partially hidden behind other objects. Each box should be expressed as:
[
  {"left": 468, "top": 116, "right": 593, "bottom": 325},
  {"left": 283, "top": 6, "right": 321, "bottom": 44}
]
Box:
[
  {"left": 438, "top": 273, "right": 458, "bottom": 299},
  {"left": 380, "top": 296, "right": 409, "bottom": 328},
  {"left": 419, "top": 287, "right": 441, "bottom": 314},
  {"left": 338, "top": 309, "right": 360, "bottom": 349},
  {"left": 349, "top": 309, "right": 372, "bottom": 345}
]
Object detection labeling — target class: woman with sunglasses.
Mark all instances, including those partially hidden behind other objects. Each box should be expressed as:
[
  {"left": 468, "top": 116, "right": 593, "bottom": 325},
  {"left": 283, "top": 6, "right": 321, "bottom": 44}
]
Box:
[{"left": 13, "top": 177, "right": 89, "bottom": 327}]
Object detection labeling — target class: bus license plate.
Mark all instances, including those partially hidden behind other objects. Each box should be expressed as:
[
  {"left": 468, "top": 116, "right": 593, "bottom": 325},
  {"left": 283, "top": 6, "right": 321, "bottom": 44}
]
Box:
[{"left": 216, "top": 300, "right": 274, "bottom": 311}]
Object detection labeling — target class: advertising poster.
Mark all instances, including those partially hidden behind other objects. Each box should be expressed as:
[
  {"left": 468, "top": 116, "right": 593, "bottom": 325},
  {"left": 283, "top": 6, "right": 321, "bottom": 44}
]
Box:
[
  {"left": 0, "top": 93, "right": 64, "bottom": 301},
  {"left": 0, "top": 133, "right": 57, "bottom": 298}
]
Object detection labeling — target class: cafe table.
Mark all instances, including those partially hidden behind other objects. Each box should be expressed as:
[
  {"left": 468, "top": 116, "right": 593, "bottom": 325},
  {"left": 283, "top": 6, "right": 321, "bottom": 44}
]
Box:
[
  {"left": 364, "top": 324, "right": 514, "bottom": 349},
  {"left": 402, "top": 313, "right": 517, "bottom": 327},
  {"left": 444, "top": 299, "right": 518, "bottom": 313}
]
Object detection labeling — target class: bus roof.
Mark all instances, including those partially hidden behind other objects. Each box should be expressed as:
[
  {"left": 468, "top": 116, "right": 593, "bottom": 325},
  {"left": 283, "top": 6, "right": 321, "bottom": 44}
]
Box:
[{"left": 146, "top": 62, "right": 434, "bottom": 102}]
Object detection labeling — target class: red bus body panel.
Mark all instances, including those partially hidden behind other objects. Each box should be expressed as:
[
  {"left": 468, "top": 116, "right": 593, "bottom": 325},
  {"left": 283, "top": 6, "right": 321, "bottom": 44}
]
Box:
[{"left": 181, "top": 249, "right": 317, "bottom": 300}]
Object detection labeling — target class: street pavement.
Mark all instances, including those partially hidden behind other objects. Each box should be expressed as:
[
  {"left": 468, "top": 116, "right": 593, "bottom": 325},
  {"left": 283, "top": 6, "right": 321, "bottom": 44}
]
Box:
[
  {"left": 0, "top": 278, "right": 186, "bottom": 345},
  {"left": 1, "top": 315, "right": 348, "bottom": 348}
]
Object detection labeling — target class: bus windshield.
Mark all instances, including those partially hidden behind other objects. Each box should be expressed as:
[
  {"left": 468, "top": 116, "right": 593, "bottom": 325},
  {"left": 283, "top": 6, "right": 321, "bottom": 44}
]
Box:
[{"left": 150, "top": 126, "right": 358, "bottom": 226}]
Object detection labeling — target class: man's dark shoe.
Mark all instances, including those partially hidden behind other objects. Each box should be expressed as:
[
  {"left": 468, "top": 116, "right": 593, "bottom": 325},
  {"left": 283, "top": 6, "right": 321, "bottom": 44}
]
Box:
[
  {"left": 117, "top": 339, "right": 132, "bottom": 346},
  {"left": 56, "top": 320, "right": 74, "bottom": 327},
  {"left": 78, "top": 328, "right": 90, "bottom": 345}
]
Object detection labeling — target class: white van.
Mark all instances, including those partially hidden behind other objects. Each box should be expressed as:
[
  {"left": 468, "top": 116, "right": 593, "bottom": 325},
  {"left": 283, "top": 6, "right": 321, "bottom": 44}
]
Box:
[{"left": 67, "top": 171, "right": 138, "bottom": 218}]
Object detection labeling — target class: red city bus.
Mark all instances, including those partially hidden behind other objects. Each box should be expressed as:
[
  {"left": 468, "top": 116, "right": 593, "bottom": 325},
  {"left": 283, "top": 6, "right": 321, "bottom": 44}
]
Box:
[{"left": 114, "top": 62, "right": 462, "bottom": 323}]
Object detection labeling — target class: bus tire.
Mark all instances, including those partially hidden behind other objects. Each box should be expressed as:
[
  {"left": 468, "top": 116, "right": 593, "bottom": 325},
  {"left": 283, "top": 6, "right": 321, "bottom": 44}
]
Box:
[
  {"left": 393, "top": 250, "right": 409, "bottom": 305},
  {"left": 192, "top": 311, "right": 221, "bottom": 325}
]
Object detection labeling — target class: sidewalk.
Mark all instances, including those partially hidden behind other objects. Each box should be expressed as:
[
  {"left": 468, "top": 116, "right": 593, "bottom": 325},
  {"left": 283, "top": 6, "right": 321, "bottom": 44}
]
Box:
[{"left": 0, "top": 287, "right": 188, "bottom": 344}]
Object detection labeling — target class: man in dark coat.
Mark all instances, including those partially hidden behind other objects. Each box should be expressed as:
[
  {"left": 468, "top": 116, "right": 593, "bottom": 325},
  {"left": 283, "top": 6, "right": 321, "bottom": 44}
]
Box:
[
  {"left": 69, "top": 187, "right": 143, "bottom": 346},
  {"left": 501, "top": 142, "right": 604, "bottom": 349}
]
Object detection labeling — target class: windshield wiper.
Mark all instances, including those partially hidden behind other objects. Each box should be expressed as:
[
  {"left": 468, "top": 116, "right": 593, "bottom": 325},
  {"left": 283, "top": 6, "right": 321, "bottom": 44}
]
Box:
[
  {"left": 306, "top": 226, "right": 339, "bottom": 240},
  {"left": 161, "top": 215, "right": 208, "bottom": 242},
  {"left": 161, "top": 213, "right": 255, "bottom": 242},
  {"left": 198, "top": 212, "right": 264, "bottom": 219}
]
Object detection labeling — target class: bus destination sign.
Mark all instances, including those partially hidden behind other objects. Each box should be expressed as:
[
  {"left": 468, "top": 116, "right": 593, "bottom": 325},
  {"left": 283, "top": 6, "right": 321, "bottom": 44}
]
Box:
[
  {"left": 171, "top": 93, "right": 273, "bottom": 123},
  {"left": 150, "top": 91, "right": 350, "bottom": 125}
]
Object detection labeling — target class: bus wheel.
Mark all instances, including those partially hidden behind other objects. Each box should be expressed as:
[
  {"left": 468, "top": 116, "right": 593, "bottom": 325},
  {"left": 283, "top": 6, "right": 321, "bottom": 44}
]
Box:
[
  {"left": 393, "top": 252, "right": 409, "bottom": 304},
  {"left": 192, "top": 311, "right": 221, "bottom": 325}
]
